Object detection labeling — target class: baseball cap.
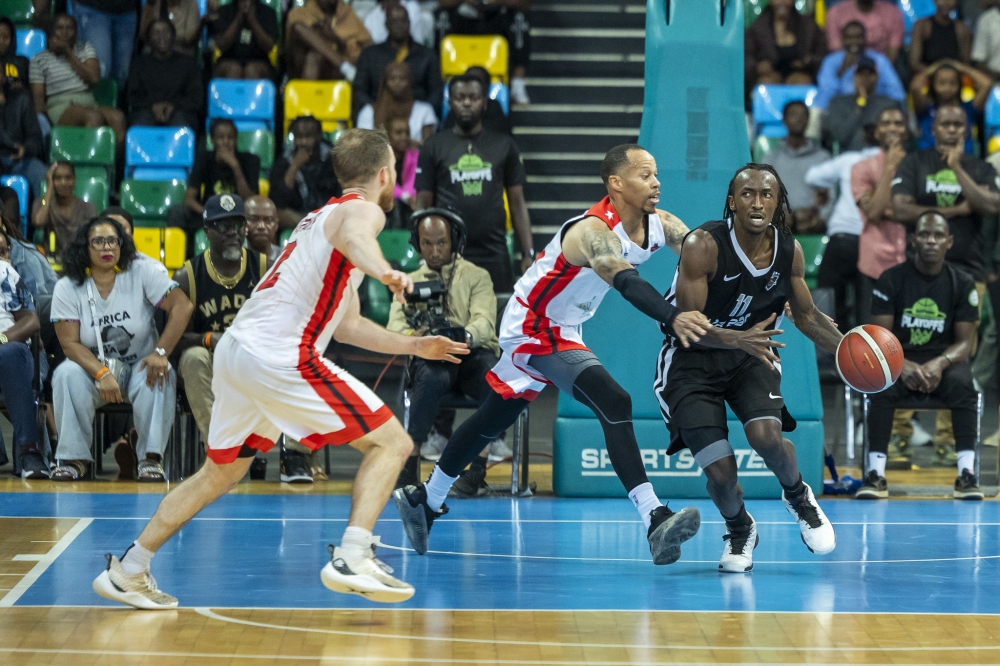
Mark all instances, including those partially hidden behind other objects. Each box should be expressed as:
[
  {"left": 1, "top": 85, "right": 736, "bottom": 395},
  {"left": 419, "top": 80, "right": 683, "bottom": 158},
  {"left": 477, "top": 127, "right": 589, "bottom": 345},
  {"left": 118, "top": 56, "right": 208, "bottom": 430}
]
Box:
[
  {"left": 203, "top": 194, "right": 245, "bottom": 222},
  {"left": 856, "top": 55, "right": 877, "bottom": 73}
]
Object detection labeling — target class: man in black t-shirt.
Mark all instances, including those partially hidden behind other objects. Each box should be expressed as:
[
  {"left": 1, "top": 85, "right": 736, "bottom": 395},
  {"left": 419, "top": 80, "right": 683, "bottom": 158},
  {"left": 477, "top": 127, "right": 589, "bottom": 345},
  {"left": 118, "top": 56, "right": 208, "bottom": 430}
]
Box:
[
  {"left": 415, "top": 73, "right": 533, "bottom": 292},
  {"left": 210, "top": 0, "right": 279, "bottom": 79},
  {"left": 862, "top": 211, "right": 983, "bottom": 500},
  {"left": 892, "top": 104, "right": 1000, "bottom": 285},
  {"left": 268, "top": 116, "right": 341, "bottom": 228}
]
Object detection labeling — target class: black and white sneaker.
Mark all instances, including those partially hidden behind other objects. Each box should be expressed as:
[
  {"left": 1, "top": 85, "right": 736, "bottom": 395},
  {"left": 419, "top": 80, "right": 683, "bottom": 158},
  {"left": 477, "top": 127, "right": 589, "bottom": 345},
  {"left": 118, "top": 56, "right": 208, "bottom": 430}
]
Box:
[
  {"left": 449, "top": 460, "right": 493, "bottom": 498},
  {"left": 20, "top": 449, "right": 51, "bottom": 480},
  {"left": 855, "top": 470, "right": 888, "bottom": 499},
  {"left": 782, "top": 483, "right": 836, "bottom": 554},
  {"left": 392, "top": 484, "right": 448, "bottom": 555},
  {"left": 280, "top": 448, "right": 313, "bottom": 484},
  {"left": 719, "top": 514, "right": 758, "bottom": 573},
  {"left": 954, "top": 469, "right": 984, "bottom": 500},
  {"left": 320, "top": 544, "right": 414, "bottom": 603},
  {"left": 646, "top": 504, "right": 701, "bottom": 565}
]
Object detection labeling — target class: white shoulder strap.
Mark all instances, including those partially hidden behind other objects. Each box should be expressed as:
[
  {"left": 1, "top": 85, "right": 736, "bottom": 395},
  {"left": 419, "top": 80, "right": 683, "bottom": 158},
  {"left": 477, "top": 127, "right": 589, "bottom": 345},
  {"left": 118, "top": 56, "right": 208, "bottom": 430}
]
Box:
[{"left": 85, "top": 278, "right": 107, "bottom": 365}]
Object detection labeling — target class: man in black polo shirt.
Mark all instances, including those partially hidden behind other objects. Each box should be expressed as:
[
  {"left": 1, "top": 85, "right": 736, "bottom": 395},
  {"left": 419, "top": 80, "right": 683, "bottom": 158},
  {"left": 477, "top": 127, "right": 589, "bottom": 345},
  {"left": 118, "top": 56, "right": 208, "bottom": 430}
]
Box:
[
  {"left": 415, "top": 73, "right": 533, "bottom": 292},
  {"left": 860, "top": 211, "right": 982, "bottom": 500}
]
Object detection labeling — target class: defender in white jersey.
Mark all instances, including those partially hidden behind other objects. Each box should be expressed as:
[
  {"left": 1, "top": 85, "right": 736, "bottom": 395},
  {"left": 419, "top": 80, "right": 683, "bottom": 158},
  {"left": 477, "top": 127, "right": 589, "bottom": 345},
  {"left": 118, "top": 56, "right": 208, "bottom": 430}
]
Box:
[
  {"left": 394, "top": 144, "right": 713, "bottom": 565},
  {"left": 93, "top": 130, "right": 469, "bottom": 610}
]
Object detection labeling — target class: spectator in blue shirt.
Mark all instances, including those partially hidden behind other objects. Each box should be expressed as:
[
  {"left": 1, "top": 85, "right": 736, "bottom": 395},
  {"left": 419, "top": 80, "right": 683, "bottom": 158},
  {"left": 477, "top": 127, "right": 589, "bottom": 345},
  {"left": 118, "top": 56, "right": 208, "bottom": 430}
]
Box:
[{"left": 815, "top": 20, "right": 905, "bottom": 109}]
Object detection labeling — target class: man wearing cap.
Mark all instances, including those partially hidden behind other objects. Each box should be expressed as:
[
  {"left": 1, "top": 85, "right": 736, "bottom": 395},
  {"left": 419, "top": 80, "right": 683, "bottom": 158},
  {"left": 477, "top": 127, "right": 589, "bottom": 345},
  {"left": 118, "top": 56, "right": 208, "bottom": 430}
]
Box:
[
  {"left": 815, "top": 20, "right": 905, "bottom": 110},
  {"left": 822, "top": 53, "right": 904, "bottom": 153}
]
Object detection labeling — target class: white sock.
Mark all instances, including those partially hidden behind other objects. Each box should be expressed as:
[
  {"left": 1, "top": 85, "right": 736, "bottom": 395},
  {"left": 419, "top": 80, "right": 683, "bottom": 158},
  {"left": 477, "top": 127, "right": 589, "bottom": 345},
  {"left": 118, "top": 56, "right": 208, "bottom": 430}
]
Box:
[
  {"left": 869, "top": 452, "right": 887, "bottom": 477},
  {"left": 628, "top": 482, "right": 661, "bottom": 530},
  {"left": 425, "top": 465, "right": 459, "bottom": 512},
  {"left": 340, "top": 526, "right": 373, "bottom": 562},
  {"left": 957, "top": 450, "right": 975, "bottom": 476},
  {"left": 120, "top": 541, "right": 155, "bottom": 575}
]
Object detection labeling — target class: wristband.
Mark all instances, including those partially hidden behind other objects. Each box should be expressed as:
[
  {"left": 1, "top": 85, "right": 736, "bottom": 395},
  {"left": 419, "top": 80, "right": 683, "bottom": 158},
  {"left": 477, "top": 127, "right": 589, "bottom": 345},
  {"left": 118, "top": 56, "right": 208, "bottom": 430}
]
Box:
[
  {"left": 204, "top": 332, "right": 213, "bottom": 349},
  {"left": 94, "top": 367, "right": 110, "bottom": 382},
  {"left": 942, "top": 353, "right": 953, "bottom": 366}
]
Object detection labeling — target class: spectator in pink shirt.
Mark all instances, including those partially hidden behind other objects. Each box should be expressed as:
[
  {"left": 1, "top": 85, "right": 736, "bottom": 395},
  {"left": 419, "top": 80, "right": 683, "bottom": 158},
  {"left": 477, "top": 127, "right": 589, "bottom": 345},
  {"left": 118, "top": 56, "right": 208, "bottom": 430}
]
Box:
[
  {"left": 852, "top": 106, "right": 909, "bottom": 324},
  {"left": 826, "top": 0, "right": 905, "bottom": 62}
]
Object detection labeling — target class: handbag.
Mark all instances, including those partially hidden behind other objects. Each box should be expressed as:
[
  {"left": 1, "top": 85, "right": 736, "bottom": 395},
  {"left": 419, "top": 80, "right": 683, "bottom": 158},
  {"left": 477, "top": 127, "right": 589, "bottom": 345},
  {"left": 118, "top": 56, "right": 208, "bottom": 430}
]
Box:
[{"left": 86, "top": 278, "right": 131, "bottom": 402}]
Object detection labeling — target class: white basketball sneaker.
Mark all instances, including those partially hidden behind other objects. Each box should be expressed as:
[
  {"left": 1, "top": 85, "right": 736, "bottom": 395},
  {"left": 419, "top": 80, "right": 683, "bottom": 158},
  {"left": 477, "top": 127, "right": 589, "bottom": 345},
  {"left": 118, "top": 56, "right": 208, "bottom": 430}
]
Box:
[
  {"left": 782, "top": 482, "right": 836, "bottom": 555},
  {"left": 719, "top": 513, "right": 759, "bottom": 573},
  {"left": 92, "top": 554, "right": 178, "bottom": 610},
  {"left": 321, "top": 543, "right": 414, "bottom": 603}
]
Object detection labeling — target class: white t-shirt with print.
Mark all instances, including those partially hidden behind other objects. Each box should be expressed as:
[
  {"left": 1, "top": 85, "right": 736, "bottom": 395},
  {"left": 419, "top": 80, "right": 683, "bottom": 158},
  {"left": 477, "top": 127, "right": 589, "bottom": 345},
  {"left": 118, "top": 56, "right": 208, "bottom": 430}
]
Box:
[
  {"left": 356, "top": 100, "right": 438, "bottom": 141},
  {"left": 0, "top": 261, "right": 35, "bottom": 333},
  {"left": 50, "top": 259, "right": 177, "bottom": 364}
]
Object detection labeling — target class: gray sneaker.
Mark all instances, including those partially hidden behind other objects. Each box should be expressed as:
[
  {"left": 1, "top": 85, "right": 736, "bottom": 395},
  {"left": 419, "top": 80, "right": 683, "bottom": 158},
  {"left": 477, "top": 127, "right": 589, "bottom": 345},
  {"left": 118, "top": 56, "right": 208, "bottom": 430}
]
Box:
[
  {"left": 320, "top": 544, "right": 414, "bottom": 603},
  {"left": 646, "top": 504, "right": 701, "bottom": 565},
  {"left": 392, "top": 484, "right": 447, "bottom": 555},
  {"left": 92, "top": 554, "right": 178, "bottom": 610},
  {"left": 855, "top": 470, "right": 888, "bottom": 499}
]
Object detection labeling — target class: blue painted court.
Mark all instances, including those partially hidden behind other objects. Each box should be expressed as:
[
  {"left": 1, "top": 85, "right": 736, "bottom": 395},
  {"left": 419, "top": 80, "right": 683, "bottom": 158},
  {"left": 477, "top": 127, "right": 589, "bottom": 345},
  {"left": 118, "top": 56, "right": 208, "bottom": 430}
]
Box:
[{"left": 4, "top": 492, "right": 999, "bottom": 615}]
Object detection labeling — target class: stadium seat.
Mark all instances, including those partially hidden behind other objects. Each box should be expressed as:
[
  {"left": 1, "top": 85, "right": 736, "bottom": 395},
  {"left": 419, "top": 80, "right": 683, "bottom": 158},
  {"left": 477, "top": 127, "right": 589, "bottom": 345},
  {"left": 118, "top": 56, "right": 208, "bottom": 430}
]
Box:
[
  {"left": 194, "top": 229, "right": 208, "bottom": 255},
  {"left": 1, "top": 0, "right": 35, "bottom": 26},
  {"left": 40, "top": 176, "right": 110, "bottom": 213},
  {"left": 284, "top": 80, "right": 352, "bottom": 135},
  {"left": 441, "top": 81, "right": 510, "bottom": 120},
  {"left": 207, "top": 79, "right": 276, "bottom": 132},
  {"left": 92, "top": 78, "right": 118, "bottom": 108},
  {"left": 440, "top": 35, "right": 509, "bottom": 84},
  {"left": 49, "top": 126, "right": 116, "bottom": 179},
  {"left": 15, "top": 29, "right": 45, "bottom": 59},
  {"left": 898, "top": 0, "right": 935, "bottom": 44},
  {"left": 751, "top": 84, "right": 818, "bottom": 138},
  {"left": 120, "top": 179, "right": 186, "bottom": 226},
  {"left": 134, "top": 227, "right": 187, "bottom": 269},
  {"left": 126, "top": 127, "right": 196, "bottom": 181},
  {"left": 377, "top": 229, "right": 420, "bottom": 272},
  {"left": 361, "top": 276, "right": 391, "bottom": 326},
  {"left": 796, "top": 234, "right": 827, "bottom": 290},
  {"left": 279, "top": 229, "right": 292, "bottom": 246},
  {"left": 0, "top": 175, "right": 29, "bottom": 233},
  {"left": 985, "top": 88, "right": 1000, "bottom": 140}
]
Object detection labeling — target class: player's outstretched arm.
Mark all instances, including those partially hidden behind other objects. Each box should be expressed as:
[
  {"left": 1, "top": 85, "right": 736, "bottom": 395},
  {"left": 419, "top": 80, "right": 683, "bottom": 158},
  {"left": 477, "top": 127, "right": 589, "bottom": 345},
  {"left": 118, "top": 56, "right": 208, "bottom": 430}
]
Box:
[
  {"left": 334, "top": 290, "right": 470, "bottom": 363},
  {"left": 787, "top": 240, "right": 843, "bottom": 354},
  {"left": 656, "top": 209, "right": 690, "bottom": 255},
  {"left": 326, "top": 199, "right": 414, "bottom": 302}
]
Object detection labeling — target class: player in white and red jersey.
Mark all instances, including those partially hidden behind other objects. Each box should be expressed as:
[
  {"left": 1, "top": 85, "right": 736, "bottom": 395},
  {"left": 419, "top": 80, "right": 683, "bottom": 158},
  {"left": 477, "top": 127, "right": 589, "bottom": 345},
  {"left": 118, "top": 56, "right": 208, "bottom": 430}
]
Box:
[
  {"left": 395, "top": 144, "right": 713, "bottom": 565},
  {"left": 93, "top": 130, "right": 468, "bottom": 610}
]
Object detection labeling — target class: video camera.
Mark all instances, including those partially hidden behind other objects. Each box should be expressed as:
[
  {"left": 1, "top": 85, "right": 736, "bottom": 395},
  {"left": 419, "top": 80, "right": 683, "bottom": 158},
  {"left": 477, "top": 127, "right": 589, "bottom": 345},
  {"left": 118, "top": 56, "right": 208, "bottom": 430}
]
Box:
[{"left": 403, "top": 281, "right": 467, "bottom": 342}]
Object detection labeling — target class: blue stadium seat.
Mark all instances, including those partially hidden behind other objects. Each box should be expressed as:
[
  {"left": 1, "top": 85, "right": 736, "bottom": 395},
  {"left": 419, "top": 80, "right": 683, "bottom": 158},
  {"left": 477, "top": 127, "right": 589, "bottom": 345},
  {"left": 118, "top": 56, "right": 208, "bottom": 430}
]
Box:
[
  {"left": 440, "top": 82, "right": 510, "bottom": 120},
  {"left": 0, "top": 175, "right": 29, "bottom": 235},
  {"left": 751, "top": 84, "right": 818, "bottom": 138},
  {"left": 985, "top": 88, "right": 1000, "bottom": 139},
  {"left": 207, "top": 79, "right": 276, "bottom": 132},
  {"left": 898, "top": 0, "right": 937, "bottom": 44},
  {"left": 15, "top": 29, "right": 45, "bottom": 59},
  {"left": 125, "top": 126, "right": 196, "bottom": 181}
]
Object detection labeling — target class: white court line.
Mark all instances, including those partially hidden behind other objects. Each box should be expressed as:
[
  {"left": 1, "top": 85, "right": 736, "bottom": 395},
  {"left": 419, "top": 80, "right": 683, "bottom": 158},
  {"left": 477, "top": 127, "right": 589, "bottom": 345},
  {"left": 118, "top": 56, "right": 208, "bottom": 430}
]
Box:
[
  {"left": 0, "top": 518, "right": 92, "bottom": 607},
  {"left": 194, "top": 607, "right": 1000, "bottom": 652}
]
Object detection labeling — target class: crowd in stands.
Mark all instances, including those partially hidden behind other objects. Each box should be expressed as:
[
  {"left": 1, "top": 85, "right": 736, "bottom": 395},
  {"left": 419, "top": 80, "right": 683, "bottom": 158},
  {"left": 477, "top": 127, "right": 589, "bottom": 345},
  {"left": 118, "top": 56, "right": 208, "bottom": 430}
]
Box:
[{"left": 0, "top": 0, "right": 534, "bottom": 484}]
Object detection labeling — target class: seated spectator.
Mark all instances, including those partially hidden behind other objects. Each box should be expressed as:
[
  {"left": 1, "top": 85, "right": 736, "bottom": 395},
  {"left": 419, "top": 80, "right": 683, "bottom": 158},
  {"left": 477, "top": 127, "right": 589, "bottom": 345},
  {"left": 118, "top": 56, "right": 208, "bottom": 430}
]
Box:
[
  {"left": 387, "top": 209, "right": 501, "bottom": 494},
  {"left": 390, "top": 116, "right": 419, "bottom": 215},
  {"left": 744, "top": 0, "right": 827, "bottom": 98},
  {"left": 29, "top": 13, "right": 126, "bottom": 147},
  {"left": 910, "top": 0, "right": 972, "bottom": 75},
  {"left": 911, "top": 60, "right": 991, "bottom": 153},
  {"left": 365, "top": 0, "right": 429, "bottom": 46},
  {"left": 443, "top": 66, "right": 512, "bottom": 135},
  {"left": 0, "top": 17, "right": 31, "bottom": 91},
  {"left": 268, "top": 116, "right": 339, "bottom": 228},
  {"left": 0, "top": 228, "right": 47, "bottom": 478},
  {"left": 100, "top": 205, "right": 170, "bottom": 276},
  {"left": 860, "top": 211, "right": 982, "bottom": 499},
  {"left": 170, "top": 119, "right": 259, "bottom": 235},
  {"left": 209, "top": 0, "right": 278, "bottom": 80},
  {"left": 353, "top": 3, "right": 441, "bottom": 118},
  {"left": 2, "top": 212, "right": 57, "bottom": 300},
  {"left": 71, "top": 0, "right": 138, "bottom": 89},
  {"left": 825, "top": 0, "right": 904, "bottom": 62},
  {"left": 972, "top": 0, "right": 1000, "bottom": 80},
  {"left": 31, "top": 162, "right": 98, "bottom": 261},
  {"left": 0, "top": 186, "right": 19, "bottom": 227},
  {"left": 0, "top": 65, "right": 46, "bottom": 197},
  {"left": 140, "top": 0, "right": 202, "bottom": 57},
  {"left": 245, "top": 194, "right": 281, "bottom": 261},
  {"left": 285, "top": 0, "right": 371, "bottom": 81},
  {"left": 434, "top": 0, "right": 532, "bottom": 104},
  {"left": 815, "top": 21, "right": 905, "bottom": 109},
  {"left": 822, "top": 55, "right": 903, "bottom": 151},
  {"left": 761, "top": 100, "right": 831, "bottom": 233},
  {"left": 417, "top": 74, "right": 533, "bottom": 292},
  {"left": 357, "top": 62, "right": 437, "bottom": 141},
  {"left": 127, "top": 19, "right": 203, "bottom": 129},
  {"left": 50, "top": 216, "right": 193, "bottom": 481}
]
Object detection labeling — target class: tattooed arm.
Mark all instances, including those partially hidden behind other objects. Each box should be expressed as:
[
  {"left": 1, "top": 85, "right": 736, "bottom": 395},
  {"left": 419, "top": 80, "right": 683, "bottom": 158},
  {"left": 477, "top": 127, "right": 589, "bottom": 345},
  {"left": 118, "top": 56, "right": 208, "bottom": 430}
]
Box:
[
  {"left": 788, "top": 240, "right": 843, "bottom": 353},
  {"left": 656, "top": 209, "right": 690, "bottom": 255}
]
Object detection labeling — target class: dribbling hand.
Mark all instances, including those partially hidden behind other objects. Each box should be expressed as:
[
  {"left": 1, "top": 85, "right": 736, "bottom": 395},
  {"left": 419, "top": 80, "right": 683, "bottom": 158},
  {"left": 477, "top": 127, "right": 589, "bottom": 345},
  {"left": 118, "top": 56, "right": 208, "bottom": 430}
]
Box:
[
  {"left": 381, "top": 269, "right": 414, "bottom": 303},
  {"left": 412, "top": 335, "right": 470, "bottom": 364},
  {"left": 735, "top": 312, "right": 785, "bottom": 369},
  {"left": 671, "top": 311, "right": 710, "bottom": 348}
]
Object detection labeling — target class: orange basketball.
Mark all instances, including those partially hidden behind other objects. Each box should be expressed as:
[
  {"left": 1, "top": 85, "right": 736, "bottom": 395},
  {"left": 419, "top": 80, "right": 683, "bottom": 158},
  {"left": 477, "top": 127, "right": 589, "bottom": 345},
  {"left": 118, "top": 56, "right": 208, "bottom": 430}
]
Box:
[{"left": 835, "top": 325, "right": 904, "bottom": 393}]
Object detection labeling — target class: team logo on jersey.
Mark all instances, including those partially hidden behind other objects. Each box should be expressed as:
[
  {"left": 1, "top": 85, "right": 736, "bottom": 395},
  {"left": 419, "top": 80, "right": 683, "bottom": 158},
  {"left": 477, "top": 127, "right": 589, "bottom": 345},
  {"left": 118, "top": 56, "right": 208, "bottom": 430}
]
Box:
[
  {"left": 901, "top": 297, "right": 947, "bottom": 345},
  {"left": 449, "top": 154, "right": 493, "bottom": 196},
  {"left": 765, "top": 271, "right": 780, "bottom": 291}
]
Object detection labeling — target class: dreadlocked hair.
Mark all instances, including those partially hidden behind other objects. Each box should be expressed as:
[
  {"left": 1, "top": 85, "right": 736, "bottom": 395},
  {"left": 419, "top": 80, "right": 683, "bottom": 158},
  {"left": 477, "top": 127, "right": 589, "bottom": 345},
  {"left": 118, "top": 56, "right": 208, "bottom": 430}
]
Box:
[{"left": 722, "top": 162, "right": 792, "bottom": 235}]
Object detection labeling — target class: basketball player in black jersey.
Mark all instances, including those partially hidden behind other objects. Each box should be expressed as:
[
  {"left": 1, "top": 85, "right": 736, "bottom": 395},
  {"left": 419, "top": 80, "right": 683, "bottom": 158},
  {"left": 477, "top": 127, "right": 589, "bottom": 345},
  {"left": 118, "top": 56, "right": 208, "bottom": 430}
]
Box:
[{"left": 655, "top": 164, "right": 844, "bottom": 573}]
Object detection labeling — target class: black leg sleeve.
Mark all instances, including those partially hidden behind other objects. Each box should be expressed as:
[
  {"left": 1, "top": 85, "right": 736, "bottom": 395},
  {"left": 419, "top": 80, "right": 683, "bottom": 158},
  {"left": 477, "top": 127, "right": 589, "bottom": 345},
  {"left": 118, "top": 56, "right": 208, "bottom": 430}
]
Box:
[
  {"left": 437, "top": 390, "right": 529, "bottom": 477},
  {"left": 934, "top": 362, "right": 979, "bottom": 452}
]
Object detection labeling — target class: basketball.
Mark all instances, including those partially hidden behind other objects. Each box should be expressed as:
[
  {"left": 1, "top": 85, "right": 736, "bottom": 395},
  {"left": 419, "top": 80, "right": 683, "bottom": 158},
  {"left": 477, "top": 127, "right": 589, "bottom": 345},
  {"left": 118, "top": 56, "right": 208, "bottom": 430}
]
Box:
[{"left": 835, "top": 325, "right": 904, "bottom": 393}]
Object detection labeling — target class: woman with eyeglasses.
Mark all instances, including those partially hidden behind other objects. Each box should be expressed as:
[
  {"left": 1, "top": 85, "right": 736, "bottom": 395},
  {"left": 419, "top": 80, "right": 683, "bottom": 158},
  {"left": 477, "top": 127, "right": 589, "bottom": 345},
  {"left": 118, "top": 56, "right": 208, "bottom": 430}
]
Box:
[
  {"left": 30, "top": 161, "right": 97, "bottom": 261},
  {"left": 49, "top": 217, "right": 194, "bottom": 482}
]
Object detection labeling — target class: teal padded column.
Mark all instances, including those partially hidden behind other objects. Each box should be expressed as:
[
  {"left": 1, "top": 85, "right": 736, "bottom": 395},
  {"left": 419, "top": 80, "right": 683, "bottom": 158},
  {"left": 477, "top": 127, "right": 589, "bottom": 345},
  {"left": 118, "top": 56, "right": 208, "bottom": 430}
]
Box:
[{"left": 551, "top": 0, "right": 826, "bottom": 498}]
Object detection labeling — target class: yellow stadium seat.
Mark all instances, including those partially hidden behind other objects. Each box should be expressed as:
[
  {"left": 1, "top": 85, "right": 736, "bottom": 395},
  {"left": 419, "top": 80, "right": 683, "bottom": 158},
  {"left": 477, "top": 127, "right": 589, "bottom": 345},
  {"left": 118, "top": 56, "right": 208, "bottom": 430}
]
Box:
[
  {"left": 815, "top": 0, "right": 825, "bottom": 28},
  {"left": 134, "top": 227, "right": 187, "bottom": 270},
  {"left": 440, "top": 35, "right": 509, "bottom": 84},
  {"left": 259, "top": 179, "right": 270, "bottom": 197},
  {"left": 989, "top": 135, "right": 1000, "bottom": 155},
  {"left": 284, "top": 80, "right": 352, "bottom": 135}
]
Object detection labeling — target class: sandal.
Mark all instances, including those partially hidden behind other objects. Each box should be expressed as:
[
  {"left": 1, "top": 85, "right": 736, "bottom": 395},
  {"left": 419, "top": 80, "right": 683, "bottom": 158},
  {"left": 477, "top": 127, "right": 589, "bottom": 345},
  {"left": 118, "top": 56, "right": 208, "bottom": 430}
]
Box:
[
  {"left": 51, "top": 460, "right": 89, "bottom": 482},
  {"left": 137, "top": 458, "right": 165, "bottom": 483},
  {"left": 114, "top": 429, "right": 138, "bottom": 481}
]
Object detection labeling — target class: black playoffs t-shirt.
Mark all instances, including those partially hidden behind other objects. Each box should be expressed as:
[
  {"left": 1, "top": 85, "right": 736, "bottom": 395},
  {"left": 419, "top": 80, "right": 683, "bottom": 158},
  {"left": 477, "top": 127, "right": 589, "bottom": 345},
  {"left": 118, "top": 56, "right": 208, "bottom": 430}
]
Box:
[
  {"left": 891, "top": 149, "right": 999, "bottom": 281},
  {"left": 188, "top": 150, "right": 260, "bottom": 203},
  {"left": 210, "top": 1, "right": 279, "bottom": 62},
  {"left": 872, "top": 260, "right": 979, "bottom": 363},
  {"left": 415, "top": 128, "right": 525, "bottom": 263}
]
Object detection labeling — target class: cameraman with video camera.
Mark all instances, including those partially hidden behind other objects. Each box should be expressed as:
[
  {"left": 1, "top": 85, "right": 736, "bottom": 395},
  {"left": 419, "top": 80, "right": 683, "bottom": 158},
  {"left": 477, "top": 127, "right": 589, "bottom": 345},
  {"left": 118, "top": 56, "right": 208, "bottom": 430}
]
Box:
[{"left": 388, "top": 208, "right": 501, "bottom": 494}]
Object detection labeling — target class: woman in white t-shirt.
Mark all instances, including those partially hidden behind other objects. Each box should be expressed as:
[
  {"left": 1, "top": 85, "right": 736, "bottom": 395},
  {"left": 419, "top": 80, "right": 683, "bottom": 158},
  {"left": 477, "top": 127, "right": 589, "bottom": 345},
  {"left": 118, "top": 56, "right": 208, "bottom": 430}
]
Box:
[
  {"left": 356, "top": 61, "right": 438, "bottom": 143},
  {"left": 49, "top": 216, "right": 194, "bottom": 482}
]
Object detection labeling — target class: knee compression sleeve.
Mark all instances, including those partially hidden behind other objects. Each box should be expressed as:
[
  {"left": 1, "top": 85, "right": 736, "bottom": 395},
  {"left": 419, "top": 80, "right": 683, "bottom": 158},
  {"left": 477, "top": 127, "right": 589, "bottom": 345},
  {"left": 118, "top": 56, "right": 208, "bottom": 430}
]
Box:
[{"left": 680, "top": 426, "right": 734, "bottom": 469}]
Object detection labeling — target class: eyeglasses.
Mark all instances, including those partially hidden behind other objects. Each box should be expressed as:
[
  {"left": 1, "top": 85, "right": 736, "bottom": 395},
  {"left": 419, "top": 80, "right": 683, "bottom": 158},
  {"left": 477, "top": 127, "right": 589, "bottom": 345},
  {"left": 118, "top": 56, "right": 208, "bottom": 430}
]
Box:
[
  {"left": 208, "top": 219, "right": 246, "bottom": 234},
  {"left": 89, "top": 236, "right": 121, "bottom": 249}
]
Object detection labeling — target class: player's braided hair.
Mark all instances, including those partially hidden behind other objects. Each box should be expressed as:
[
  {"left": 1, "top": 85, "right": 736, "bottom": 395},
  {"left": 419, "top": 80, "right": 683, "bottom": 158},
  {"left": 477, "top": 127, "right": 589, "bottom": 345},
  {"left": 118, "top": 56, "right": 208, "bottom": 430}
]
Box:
[{"left": 722, "top": 162, "right": 792, "bottom": 235}]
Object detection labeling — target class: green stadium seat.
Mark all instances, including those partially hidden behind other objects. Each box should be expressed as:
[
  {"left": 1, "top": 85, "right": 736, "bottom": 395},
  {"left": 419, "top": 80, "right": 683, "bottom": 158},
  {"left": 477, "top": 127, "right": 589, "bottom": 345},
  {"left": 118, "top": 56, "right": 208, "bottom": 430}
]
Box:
[
  {"left": 1, "top": 0, "right": 35, "bottom": 26},
  {"left": 751, "top": 135, "right": 779, "bottom": 162},
  {"left": 796, "top": 234, "right": 827, "bottom": 290},
  {"left": 279, "top": 229, "right": 292, "bottom": 246},
  {"left": 120, "top": 179, "right": 186, "bottom": 226},
  {"left": 377, "top": 229, "right": 420, "bottom": 272},
  {"left": 361, "top": 276, "right": 391, "bottom": 326},
  {"left": 194, "top": 229, "right": 208, "bottom": 255},
  {"left": 40, "top": 177, "right": 109, "bottom": 212},
  {"left": 49, "top": 127, "right": 116, "bottom": 180},
  {"left": 92, "top": 78, "right": 118, "bottom": 108}
]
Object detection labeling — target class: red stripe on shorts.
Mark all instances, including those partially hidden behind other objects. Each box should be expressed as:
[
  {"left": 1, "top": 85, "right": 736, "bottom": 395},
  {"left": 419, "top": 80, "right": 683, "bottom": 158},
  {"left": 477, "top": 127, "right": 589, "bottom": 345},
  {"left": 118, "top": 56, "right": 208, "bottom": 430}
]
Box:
[
  {"left": 301, "top": 357, "right": 393, "bottom": 443},
  {"left": 206, "top": 434, "right": 275, "bottom": 464},
  {"left": 486, "top": 369, "right": 541, "bottom": 402}
]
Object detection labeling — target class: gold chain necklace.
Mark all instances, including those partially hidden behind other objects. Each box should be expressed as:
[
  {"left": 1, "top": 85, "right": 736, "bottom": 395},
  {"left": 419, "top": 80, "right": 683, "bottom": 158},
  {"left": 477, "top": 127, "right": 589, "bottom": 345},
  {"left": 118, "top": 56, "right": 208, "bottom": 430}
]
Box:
[{"left": 205, "top": 249, "right": 246, "bottom": 290}]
